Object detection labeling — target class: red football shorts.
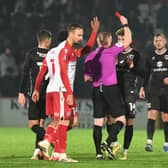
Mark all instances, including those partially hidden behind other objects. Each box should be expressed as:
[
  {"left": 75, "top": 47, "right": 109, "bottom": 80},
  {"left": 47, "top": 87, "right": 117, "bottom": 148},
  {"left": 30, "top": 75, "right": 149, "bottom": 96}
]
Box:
[{"left": 46, "top": 92, "right": 77, "bottom": 120}]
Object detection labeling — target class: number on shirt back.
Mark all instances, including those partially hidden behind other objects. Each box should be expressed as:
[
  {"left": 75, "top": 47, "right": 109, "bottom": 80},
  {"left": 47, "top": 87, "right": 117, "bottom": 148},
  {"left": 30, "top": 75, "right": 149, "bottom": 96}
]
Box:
[{"left": 50, "top": 59, "right": 55, "bottom": 76}]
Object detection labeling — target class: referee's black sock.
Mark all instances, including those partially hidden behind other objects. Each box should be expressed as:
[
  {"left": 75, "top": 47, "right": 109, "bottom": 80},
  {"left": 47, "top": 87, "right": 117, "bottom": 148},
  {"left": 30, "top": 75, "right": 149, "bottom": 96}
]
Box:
[
  {"left": 147, "top": 119, "right": 155, "bottom": 140},
  {"left": 163, "top": 122, "right": 168, "bottom": 142},
  {"left": 106, "top": 121, "right": 124, "bottom": 146},
  {"left": 31, "top": 125, "right": 45, "bottom": 149},
  {"left": 123, "top": 125, "right": 133, "bottom": 150},
  {"left": 106, "top": 122, "right": 111, "bottom": 135},
  {"left": 93, "top": 125, "right": 102, "bottom": 155}
]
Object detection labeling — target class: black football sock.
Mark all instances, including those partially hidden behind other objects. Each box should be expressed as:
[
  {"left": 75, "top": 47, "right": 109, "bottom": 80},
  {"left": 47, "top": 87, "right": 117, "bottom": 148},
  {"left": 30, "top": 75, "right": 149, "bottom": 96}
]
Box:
[
  {"left": 147, "top": 119, "right": 155, "bottom": 141},
  {"left": 31, "top": 125, "right": 45, "bottom": 148},
  {"left": 123, "top": 125, "right": 133, "bottom": 150},
  {"left": 106, "top": 121, "right": 124, "bottom": 146},
  {"left": 93, "top": 125, "right": 102, "bottom": 155},
  {"left": 106, "top": 123, "right": 118, "bottom": 142},
  {"left": 163, "top": 122, "right": 168, "bottom": 143}
]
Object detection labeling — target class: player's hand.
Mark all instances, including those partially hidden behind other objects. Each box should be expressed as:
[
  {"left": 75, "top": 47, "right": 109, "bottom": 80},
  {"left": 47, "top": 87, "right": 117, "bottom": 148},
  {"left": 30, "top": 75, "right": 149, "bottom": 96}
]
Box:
[
  {"left": 139, "top": 87, "right": 145, "bottom": 99},
  {"left": 120, "top": 16, "right": 128, "bottom": 25},
  {"left": 66, "top": 94, "right": 73, "bottom": 106},
  {"left": 164, "top": 77, "right": 168, "bottom": 85},
  {"left": 127, "top": 57, "right": 134, "bottom": 69},
  {"left": 18, "top": 93, "right": 26, "bottom": 107},
  {"left": 32, "top": 90, "right": 39, "bottom": 103},
  {"left": 84, "top": 75, "right": 92, "bottom": 82},
  {"left": 91, "top": 16, "right": 100, "bottom": 32}
]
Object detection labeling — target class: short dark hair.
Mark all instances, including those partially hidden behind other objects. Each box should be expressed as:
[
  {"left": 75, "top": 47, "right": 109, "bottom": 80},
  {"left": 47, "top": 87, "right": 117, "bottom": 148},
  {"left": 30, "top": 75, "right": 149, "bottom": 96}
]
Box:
[
  {"left": 67, "top": 24, "right": 83, "bottom": 33},
  {"left": 154, "top": 33, "right": 166, "bottom": 39},
  {"left": 115, "top": 28, "right": 125, "bottom": 37},
  {"left": 37, "top": 29, "right": 52, "bottom": 43}
]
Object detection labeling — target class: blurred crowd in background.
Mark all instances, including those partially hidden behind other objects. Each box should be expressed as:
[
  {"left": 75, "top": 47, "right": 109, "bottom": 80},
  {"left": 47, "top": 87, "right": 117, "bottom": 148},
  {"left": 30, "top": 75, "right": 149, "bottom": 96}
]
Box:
[{"left": 0, "top": 0, "right": 167, "bottom": 97}]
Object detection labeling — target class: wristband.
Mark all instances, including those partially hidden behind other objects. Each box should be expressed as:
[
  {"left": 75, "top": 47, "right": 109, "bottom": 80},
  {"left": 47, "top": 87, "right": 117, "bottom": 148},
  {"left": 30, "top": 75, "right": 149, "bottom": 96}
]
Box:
[{"left": 123, "top": 24, "right": 129, "bottom": 27}]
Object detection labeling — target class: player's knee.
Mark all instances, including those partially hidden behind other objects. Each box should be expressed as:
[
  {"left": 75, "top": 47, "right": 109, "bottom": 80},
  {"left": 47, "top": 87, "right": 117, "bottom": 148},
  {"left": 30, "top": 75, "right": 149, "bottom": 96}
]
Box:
[
  {"left": 94, "top": 118, "right": 104, "bottom": 127},
  {"left": 148, "top": 110, "right": 157, "bottom": 120},
  {"left": 126, "top": 118, "right": 134, "bottom": 126},
  {"left": 161, "top": 112, "right": 168, "bottom": 122},
  {"left": 29, "top": 120, "right": 39, "bottom": 128},
  {"left": 107, "top": 115, "right": 114, "bottom": 125},
  {"left": 115, "top": 115, "right": 126, "bottom": 125}
]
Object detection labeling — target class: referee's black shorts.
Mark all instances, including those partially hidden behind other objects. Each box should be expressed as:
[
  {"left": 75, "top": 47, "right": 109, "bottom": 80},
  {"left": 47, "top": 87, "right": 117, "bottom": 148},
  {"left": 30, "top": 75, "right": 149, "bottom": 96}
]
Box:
[
  {"left": 92, "top": 84, "right": 125, "bottom": 118},
  {"left": 28, "top": 96, "right": 46, "bottom": 120}
]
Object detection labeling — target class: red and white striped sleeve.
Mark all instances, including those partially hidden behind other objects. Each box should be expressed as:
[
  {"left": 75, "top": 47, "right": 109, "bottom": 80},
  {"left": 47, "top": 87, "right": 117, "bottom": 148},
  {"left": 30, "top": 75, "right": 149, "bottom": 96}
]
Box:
[
  {"left": 34, "top": 58, "right": 48, "bottom": 91},
  {"left": 59, "top": 49, "right": 73, "bottom": 94},
  {"left": 76, "top": 31, "right": 97, "bottom": 57}
]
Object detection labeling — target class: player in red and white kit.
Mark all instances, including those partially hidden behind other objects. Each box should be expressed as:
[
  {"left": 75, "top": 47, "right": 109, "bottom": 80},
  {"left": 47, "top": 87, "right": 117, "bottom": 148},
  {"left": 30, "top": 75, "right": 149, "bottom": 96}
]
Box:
[{"left": 32, "top": 17, "right": 100, "bottom": 162}]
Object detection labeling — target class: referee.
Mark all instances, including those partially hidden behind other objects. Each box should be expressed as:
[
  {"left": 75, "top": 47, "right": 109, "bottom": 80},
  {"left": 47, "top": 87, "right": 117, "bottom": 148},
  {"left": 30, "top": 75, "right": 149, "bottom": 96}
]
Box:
[{"left": 84, "top": 15, "right": 132, "bottom": 159}]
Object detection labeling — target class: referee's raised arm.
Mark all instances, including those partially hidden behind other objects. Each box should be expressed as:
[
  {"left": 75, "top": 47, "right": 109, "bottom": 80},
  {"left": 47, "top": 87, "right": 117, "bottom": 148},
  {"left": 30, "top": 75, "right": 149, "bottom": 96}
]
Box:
[{"left": 119, "top": 16, "right": 132, "bottom": 49}]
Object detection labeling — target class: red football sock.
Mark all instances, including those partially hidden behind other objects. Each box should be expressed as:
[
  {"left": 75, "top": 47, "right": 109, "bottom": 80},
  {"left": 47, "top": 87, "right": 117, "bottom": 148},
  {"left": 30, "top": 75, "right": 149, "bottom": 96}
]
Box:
[
  {"left": 44, "top": 125, "right": 55, "bottom": 144},
  {"left": 54, "top": 124, "right": 68, "bottom": 153},
  {"left": 59, "top": 124, "right": 68, "bottom": 153},
  {"left": 54, "top": 126, "right": 60, "bottom": 152}
]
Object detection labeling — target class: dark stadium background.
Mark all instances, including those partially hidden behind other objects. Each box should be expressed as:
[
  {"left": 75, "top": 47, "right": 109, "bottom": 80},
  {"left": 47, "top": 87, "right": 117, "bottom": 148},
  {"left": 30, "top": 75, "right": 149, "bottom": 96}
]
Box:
[{"left": 0, "top": 0, "right": 167, "bottom": 97}]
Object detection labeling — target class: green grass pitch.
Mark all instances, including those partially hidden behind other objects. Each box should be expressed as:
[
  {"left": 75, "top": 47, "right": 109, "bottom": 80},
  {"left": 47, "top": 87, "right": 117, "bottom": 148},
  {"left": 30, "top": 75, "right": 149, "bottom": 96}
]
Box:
[{"left": 0, "top": 128, "right": 167, "bottom": 168}]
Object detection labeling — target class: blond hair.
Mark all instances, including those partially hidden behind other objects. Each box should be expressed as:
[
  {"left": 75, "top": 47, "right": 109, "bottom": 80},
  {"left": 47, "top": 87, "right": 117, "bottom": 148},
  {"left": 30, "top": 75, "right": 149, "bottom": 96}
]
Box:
[{"left": 97, "top": 32, "right": 112, "bottom": 47}]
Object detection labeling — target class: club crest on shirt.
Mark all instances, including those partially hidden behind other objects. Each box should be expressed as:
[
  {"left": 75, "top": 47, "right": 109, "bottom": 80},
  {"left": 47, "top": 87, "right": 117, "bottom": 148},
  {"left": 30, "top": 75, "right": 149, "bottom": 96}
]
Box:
[
  {"left": 128, "top": 54, "right": 134, "bottom": 59},
  {"left": 152, "top": 56, "right": 155, "bottom": 60},
  {"left": 164, "top": 55, "right": 168, "bottom": 60},
  {"left": 64, "top": 55, "right": 67, "bottom": 61}
]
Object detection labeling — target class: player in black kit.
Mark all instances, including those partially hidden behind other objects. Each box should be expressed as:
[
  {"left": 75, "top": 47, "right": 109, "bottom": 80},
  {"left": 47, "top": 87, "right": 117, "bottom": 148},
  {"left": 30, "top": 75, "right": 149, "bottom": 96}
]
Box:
[
  {"left": 139, "top": 33, "right": 168, "bottom": 152},
  {"left": 108, "top": 28, "right": 143, "bottom": 160},
  {"left": 18, "top": 30, "right": 52, "bottom": 159}
]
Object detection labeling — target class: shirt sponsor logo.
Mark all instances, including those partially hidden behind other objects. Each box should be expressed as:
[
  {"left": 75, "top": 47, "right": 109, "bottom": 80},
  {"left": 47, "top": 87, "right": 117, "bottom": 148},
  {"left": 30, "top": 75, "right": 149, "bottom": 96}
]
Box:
[
  {"left": 65, "top": 49, "right": 68, "bottom": 53},
  {"left": 156, "top": 61, "right": 163, "bottom": 68},
  {"left": 153, "top": 68, "right": 167, "bottom": 72},
  {"left": 37, "top": 52, "right": 46, "bottom": 58}
]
